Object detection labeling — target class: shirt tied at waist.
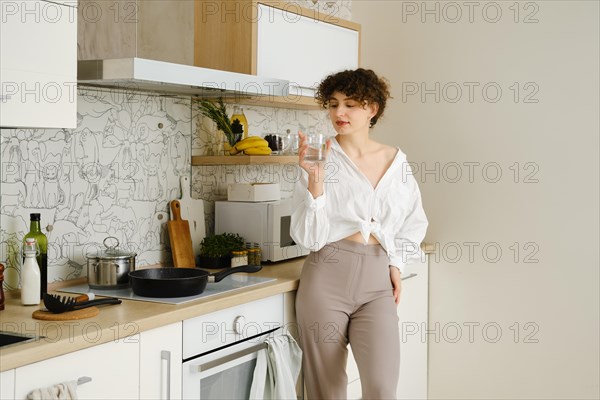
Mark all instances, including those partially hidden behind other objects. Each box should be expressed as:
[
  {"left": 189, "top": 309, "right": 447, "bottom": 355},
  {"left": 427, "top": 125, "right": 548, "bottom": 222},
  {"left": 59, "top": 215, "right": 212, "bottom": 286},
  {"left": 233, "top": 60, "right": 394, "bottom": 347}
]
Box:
[{"left": 359, "top": 218, "right": 396, "bottom": 260}]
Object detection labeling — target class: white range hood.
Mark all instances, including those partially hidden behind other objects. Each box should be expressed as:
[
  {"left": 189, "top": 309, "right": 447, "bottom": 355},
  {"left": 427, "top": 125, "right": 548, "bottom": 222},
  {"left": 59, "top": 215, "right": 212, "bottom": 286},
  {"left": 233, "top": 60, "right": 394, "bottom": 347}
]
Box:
[{"left": 78, "top": 58, "right": 290, "bottom": 98}]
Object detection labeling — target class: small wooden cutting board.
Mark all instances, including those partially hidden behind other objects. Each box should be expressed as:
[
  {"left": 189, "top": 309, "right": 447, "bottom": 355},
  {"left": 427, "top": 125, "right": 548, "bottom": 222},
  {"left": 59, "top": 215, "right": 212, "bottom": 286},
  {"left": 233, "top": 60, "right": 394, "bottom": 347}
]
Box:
[
  {"left": 33, "top": 307, "right": 100, "bottom": 321},
  {"left": 168, "top": 200, "right": 195, "bottom": 268}
]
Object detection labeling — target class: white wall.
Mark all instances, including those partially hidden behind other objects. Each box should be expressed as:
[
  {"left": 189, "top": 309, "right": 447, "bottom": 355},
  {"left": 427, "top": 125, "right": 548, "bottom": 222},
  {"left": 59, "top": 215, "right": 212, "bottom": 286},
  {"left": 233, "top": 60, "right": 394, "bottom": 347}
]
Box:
[{"left": 352, "top": 1, "right": 599, "bottom": 398}]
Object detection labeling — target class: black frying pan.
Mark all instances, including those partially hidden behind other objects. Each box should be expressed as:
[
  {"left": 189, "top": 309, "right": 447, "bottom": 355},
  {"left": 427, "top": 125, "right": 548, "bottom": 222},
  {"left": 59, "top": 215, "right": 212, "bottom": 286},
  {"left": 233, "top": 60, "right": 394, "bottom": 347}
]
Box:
[{"left": 128, "top": 265, "right": 262, "bottom": 298}]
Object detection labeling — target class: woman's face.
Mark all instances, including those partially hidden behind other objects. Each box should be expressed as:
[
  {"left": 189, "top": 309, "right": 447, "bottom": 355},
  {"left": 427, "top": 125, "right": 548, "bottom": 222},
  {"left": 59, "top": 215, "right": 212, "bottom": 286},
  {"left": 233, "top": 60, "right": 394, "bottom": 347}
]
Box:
[{"left": 328, "top": 91, "right": 378, "bottom": 136}]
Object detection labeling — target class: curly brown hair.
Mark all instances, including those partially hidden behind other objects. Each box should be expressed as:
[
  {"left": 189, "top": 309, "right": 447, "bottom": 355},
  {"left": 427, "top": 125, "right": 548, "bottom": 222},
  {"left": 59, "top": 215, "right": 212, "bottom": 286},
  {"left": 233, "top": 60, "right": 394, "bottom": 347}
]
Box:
[{"left": 315, "top": 68, "right": 391, "bottom": 128}]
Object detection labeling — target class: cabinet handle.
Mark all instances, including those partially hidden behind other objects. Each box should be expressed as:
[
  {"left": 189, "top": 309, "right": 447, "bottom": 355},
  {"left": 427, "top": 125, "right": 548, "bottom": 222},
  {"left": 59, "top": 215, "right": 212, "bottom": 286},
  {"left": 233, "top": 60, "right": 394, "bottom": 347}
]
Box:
[
  {"left": 401, "top": 273, "right": 418, "bottom": 281},
  {"left": 77, "top": 376, "right": 92, "bottom": 386},
  {"left": 161, "top": 350, "right": 171, "bottom": 400}
]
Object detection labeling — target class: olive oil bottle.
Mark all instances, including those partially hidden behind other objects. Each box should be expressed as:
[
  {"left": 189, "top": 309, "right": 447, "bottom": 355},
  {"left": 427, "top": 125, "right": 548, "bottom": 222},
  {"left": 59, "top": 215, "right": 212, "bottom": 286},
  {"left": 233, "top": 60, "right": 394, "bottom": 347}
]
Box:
[
  {"left": 23, "top": 213, "right": 47, "bottom": 299},
  {"left": 230, "top": 106, "right": 249, "bottom": 140}
]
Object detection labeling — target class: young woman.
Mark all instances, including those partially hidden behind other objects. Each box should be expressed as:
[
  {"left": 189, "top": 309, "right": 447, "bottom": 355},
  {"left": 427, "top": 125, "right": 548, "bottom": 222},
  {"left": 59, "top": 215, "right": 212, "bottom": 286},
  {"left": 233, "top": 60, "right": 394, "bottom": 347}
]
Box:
[{"left": 291, "top": 68, "right": 429, "bottom": 399}]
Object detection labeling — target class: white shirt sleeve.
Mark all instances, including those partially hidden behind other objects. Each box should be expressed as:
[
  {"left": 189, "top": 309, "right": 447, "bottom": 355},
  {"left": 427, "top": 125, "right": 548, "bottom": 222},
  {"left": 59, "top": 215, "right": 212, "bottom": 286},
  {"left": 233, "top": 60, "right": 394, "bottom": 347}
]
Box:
[
  {"left": 290, "top": 169, "right": 330, "bottom": 252},
  {"left": 388, "top": 173, "right": 429, "bottom": 274}
]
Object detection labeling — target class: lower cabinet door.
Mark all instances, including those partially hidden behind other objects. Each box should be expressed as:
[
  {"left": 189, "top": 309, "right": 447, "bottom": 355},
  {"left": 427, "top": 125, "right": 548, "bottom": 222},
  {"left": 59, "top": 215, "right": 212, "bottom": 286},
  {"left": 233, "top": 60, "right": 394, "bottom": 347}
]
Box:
[
  {"left": 14, "top": 336, "right": 140, "bottom": 399},
  {"left": 346, "top": 345, "right": 360, "bottom": 384},
  {"left": 139, "top": 322, "right": 183, "bottom": 400},
  {"left": 347, "top": 378, "right": 362, "bottom": 400},
  {"left": 397, "top": 258, "right": 429, "bottom": 399},
  {"left": 0, "top": 369, "right": 15, "bottom": 400}
]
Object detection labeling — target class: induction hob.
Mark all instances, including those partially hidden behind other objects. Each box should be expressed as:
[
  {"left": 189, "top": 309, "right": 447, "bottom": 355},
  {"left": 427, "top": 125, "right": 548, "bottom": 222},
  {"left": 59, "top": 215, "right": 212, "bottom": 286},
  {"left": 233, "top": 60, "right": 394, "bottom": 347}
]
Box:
[{"left": 59, "top": 274, "right": 276, "bottom": 305}]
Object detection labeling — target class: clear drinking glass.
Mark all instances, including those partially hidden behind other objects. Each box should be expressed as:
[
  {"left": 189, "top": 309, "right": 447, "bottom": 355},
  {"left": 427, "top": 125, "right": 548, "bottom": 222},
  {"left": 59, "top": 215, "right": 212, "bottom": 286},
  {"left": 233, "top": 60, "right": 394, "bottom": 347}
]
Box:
[{"left": 304, "top": 132, "right": 326, "bottom": 162}]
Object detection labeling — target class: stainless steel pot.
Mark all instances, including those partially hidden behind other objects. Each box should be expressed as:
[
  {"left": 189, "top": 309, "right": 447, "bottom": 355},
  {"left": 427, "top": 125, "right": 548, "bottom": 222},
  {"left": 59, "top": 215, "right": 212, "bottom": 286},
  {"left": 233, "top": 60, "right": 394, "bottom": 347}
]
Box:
[{"left": 86, "top": 237, "right": 137, "bottom": 289}]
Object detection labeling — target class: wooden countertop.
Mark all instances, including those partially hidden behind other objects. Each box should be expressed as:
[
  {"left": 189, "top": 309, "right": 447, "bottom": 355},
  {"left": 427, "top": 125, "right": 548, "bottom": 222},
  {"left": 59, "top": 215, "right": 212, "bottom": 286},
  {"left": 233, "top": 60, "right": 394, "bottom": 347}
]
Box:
[
  {"left": 0, "top": 258, "right": 305, "bottom": 372},
  {"left": 0, "top": 243, "right": 434, "bottom": 372}
]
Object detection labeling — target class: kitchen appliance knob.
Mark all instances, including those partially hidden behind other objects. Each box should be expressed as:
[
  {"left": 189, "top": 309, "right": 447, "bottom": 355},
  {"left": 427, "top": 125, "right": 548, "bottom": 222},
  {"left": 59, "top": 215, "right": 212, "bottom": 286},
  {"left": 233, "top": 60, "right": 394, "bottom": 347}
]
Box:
[{"left": 233, "top": 315, "right": 246, "bottom": 335}]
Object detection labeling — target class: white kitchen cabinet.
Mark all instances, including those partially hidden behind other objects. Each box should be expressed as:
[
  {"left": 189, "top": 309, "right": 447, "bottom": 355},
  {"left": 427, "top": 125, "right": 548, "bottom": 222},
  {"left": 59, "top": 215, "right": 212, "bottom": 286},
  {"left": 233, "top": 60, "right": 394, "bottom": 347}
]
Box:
[
  {"left": 397, "top": 257, "right": 429, "bottom": 399},
  {"left": 346, "top": 345, "right": 361, "bottom": 399},
  {"left": 195, "top": 0, "right": 360, "bottom": 105},
  {"left": 0, "top": 0, "right": 77, "bottom": 128},
  {"left": 256, "top": 3, "right": 359, "bottom": 97},
  {"left": 0, "top": 369, "right": 15, "bottom": 400},
  {"left": 347, "top": 378, "right": 362, "bottom": 400},
  {"left": 14, "top": 336, "right": 140, "bottom": 399},
  {"left": 139, "top": 322, "right": 183, "bottom": 400},
  {"left": 345, "top": 256, "right": 429, "bottom": 400}
]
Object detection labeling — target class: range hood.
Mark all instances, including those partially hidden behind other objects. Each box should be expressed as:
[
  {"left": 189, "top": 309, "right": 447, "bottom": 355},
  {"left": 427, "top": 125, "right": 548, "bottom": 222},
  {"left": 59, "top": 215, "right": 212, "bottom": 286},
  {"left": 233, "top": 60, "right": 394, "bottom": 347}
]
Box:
[{"left": 78, "top": 58, "right": 290, "bottom": 98}]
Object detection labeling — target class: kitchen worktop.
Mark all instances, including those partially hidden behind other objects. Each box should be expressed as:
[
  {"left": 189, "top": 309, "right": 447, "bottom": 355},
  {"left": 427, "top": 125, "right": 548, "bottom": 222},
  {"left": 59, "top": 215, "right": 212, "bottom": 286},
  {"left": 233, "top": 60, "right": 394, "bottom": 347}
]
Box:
[
  {"left": 0, "top": 258, "right": 305, "bottom": 372},
  {"left": 0, "top": 242, "right": 434, "bottom": 372}
]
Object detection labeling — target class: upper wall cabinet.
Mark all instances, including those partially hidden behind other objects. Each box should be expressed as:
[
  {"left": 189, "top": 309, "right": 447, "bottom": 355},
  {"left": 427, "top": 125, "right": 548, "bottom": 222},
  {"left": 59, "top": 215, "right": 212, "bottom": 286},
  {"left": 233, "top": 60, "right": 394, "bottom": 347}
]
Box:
[
  {"left": 77, "top": 0, "right": 194, "bottom": 65},
  {"left": 0, "top": 0, "right": 77, "bottom": 129},
  {"left": 195, "top": 0, "right": 360, "bottom": 107}
]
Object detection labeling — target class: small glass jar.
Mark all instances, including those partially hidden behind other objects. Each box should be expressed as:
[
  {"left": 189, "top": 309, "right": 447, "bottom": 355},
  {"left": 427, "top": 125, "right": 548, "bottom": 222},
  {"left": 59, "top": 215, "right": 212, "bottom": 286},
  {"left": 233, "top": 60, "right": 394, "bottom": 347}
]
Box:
[
  {"left": 231, "top": 250, "right": 248, "bottom": 268},
  {"left": 245, "top": 242, "right": 262, "bottom": 265},
  {"left": 247, "top": 248, "right": 257, "bottom": 265}
]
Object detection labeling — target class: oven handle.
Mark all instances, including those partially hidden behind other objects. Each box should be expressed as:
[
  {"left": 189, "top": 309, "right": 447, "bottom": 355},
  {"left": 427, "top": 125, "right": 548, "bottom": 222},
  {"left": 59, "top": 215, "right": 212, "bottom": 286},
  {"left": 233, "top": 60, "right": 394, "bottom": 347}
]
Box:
[
  {"left": 196, "top": 342, "right": 268, "bottom": 373},
  {"left": 161, "top": 350, "right": 171, "bottom": 400}
]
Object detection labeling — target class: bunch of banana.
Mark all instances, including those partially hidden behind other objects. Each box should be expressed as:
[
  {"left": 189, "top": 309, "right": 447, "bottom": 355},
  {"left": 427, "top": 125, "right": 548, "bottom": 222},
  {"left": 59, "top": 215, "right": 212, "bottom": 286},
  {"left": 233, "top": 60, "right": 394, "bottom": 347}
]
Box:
[{"left": 230, "top": 136, "right": 272, "bottom": 155}]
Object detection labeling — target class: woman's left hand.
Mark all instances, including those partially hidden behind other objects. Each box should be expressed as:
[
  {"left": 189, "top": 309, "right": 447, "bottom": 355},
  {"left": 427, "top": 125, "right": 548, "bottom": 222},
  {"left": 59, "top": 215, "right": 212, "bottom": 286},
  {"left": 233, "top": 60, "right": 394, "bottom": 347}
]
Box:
[{"left": 390, "top": 267, "right": 402, "bottom": 305}]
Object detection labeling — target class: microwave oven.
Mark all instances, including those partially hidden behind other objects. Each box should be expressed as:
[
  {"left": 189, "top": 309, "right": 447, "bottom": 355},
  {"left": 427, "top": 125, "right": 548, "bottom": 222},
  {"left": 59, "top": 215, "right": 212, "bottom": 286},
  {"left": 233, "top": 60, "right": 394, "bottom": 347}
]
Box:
[{"left": 215, "top": 198, "right": 309, "bottom": 262}]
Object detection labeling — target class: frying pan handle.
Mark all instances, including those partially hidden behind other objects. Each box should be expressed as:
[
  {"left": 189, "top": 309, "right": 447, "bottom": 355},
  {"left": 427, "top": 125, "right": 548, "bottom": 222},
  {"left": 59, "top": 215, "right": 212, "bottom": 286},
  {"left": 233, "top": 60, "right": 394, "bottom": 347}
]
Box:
[{"left": 209, "top": 265, "right": 262, "bottom": 283}]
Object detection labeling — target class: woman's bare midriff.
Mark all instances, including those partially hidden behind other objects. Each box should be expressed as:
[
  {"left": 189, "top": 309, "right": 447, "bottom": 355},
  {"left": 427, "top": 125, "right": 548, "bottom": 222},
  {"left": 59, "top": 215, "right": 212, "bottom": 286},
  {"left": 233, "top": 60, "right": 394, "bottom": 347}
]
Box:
[{"left": 343, "top": 231, "right": 381, "bottom": 245}]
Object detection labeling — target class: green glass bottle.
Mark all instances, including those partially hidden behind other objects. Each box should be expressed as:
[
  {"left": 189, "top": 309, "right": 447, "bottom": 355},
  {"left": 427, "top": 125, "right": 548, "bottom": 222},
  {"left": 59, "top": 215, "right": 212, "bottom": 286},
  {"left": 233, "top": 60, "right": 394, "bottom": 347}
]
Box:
[{"left": 23, "top": 213, "right": 47, "bottom": 299}]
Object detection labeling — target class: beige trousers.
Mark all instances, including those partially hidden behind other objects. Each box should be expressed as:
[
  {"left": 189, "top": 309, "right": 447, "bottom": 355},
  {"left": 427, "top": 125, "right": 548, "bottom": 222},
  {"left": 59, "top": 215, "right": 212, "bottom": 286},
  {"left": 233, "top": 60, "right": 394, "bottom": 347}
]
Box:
[{"left": 295, "top": 239, "right": 400, "bottom": 400}]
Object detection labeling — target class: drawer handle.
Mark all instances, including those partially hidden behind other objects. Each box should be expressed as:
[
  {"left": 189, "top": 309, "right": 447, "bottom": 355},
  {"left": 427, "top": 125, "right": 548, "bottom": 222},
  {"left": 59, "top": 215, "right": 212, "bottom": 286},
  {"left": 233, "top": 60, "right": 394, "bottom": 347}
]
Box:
[
  {"left": 401, "top": 273, "right": 417, "bottom": 281},
  {"left": 161, "top": 350, "right": 171, "bottom": 400}
]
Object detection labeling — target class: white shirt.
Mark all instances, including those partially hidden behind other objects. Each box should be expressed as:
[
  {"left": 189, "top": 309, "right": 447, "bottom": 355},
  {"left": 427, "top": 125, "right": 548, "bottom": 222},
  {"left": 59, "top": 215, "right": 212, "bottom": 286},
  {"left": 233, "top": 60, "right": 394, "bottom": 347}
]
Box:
[{"left": 290, "top": 137, "right": 428, "bottom": 274}]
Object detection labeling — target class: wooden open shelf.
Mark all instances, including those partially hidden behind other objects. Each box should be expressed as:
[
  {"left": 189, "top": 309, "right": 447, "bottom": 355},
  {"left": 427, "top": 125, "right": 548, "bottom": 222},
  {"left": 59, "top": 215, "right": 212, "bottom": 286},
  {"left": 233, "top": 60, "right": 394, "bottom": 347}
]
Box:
[
  {"left": 196, "top": 95, "right": 321, "bottom": 111},
  {"left": 191, "top": 155, "right": 299, "bottom": 165}
]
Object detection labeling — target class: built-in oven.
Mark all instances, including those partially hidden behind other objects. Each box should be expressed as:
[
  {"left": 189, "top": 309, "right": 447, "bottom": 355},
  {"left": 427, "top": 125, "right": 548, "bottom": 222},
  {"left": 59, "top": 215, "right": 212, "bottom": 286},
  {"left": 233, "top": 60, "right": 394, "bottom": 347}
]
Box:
[
  {"left": 215, "top": 198, "right": 310, "bottom": 262},
  {"left": 182, "top": 294, "right": 284, "bottom": 399}
]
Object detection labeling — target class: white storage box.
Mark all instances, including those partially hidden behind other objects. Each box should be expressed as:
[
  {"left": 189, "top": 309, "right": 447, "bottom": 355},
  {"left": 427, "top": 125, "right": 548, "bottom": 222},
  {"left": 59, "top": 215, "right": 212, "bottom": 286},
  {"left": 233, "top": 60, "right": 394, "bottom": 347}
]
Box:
[{"left": 227, "top": 183, "right": 281, "bottom": 202}]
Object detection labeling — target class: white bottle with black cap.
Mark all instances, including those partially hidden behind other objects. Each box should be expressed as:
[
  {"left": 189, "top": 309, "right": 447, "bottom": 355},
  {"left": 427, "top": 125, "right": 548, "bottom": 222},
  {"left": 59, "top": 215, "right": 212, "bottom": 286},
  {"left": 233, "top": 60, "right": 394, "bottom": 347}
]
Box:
[{"left": 21, "top": 238, "right": 41, "bottom": 305}]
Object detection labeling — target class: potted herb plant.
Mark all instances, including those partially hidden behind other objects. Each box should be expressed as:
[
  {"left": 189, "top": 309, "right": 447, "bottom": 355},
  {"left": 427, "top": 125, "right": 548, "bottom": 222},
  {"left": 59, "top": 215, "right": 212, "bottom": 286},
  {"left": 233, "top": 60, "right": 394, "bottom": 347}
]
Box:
[
  {"left": 197, "top": 232, "right": 245, "bottom": 269},
  {"left": 197, "top": 98, "right": 242, "bottom": 154}
]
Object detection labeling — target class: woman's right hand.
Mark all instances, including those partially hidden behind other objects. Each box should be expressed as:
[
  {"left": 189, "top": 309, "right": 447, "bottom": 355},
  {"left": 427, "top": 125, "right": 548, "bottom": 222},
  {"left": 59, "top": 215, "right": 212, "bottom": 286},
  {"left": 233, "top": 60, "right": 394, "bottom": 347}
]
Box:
[
  {"left": 298, "top": 131, "right": 331, "bottom": 200},
  {"left": 297, "top": 131, "right": 331, "bottom": 178}
]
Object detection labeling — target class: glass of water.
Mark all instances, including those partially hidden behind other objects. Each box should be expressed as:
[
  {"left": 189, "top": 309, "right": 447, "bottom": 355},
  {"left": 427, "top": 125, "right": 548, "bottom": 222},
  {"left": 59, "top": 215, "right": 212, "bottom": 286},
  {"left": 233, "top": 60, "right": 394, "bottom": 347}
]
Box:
[{"left": 304, "top": 132, "right": 326, "bottom": 162}]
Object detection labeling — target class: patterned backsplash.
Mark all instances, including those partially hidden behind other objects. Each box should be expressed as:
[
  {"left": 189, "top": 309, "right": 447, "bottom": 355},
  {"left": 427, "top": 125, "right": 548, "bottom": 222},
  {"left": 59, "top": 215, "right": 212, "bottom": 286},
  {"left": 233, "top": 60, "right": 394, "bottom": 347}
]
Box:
[
  {"left": 0, "top": 0, "right": 351, "bottom": 289},
  {"left": 0, "top": 88, "right": 333, "bottom": 288}
]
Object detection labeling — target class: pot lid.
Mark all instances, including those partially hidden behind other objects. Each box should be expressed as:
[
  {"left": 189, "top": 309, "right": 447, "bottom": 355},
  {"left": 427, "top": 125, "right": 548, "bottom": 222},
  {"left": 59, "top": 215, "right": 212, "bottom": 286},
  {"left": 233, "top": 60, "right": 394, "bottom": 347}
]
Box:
[{"left": 86, "top": 236, "right": 137, "bottom": 259}]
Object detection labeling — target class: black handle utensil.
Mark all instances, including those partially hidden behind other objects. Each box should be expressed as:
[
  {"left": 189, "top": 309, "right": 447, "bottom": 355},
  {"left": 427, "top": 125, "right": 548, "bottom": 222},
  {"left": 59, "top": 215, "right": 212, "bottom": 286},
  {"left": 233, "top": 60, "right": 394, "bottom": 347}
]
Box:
[{"left": 43, "top": 293, "right": 121, "bottom": 314}]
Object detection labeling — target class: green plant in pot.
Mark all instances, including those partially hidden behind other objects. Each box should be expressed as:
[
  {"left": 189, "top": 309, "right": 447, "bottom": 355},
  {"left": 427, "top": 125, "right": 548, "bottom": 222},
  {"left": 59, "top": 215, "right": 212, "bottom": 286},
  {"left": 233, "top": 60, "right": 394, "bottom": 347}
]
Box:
[
  {"left": 197, "top": 233, "right": 245, "bottom": 269},
  {"left": 197, "top": 98, "right": 242, "bottom": 153}
]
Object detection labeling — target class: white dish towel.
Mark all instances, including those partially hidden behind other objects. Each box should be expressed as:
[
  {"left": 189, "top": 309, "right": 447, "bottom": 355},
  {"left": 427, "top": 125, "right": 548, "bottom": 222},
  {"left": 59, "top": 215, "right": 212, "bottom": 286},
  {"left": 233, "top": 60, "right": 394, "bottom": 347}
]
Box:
[
  {"left": 27, "top": 381, "right": 78, "bottom": 400},
  {"left": 250, "top": 333, "right": 303, "bottom": 400}
]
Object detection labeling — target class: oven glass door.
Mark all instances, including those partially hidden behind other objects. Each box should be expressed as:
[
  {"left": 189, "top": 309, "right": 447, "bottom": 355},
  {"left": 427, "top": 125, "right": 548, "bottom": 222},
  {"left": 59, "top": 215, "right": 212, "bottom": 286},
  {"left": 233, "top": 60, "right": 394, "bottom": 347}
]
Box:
[
  {"left": 198, "top": 352, "right": 258, "bottom": 399},
  {"left": 183, "top": 332, "right": 274, "bottom": 399}
]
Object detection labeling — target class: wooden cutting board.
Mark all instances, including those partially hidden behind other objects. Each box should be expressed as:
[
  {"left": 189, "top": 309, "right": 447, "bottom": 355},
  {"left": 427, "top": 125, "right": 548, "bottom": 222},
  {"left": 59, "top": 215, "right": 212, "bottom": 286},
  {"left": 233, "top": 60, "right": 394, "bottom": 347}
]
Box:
[
  {"left": 168, "top": 200, "right": 195, "bottom": 268},
  {"left": 176, "top": 176, "right": 206, "bottom": 258},
  {"left": 33, "top": 307, "right": 99, "bottom": 321}
]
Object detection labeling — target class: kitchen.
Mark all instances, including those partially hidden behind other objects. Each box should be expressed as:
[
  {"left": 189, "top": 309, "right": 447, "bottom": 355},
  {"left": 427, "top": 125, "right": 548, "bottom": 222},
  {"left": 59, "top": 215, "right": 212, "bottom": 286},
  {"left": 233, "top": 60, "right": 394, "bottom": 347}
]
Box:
[{"left": 1, "top": 0, "right": 598, "bottom": 399}]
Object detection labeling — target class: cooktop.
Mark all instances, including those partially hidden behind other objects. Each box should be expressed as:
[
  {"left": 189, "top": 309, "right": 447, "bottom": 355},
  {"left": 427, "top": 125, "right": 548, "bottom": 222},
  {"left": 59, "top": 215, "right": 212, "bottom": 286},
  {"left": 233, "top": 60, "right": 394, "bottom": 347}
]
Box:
[{"left": 59, "top": 274, "right": 276, "bottom": 305}]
